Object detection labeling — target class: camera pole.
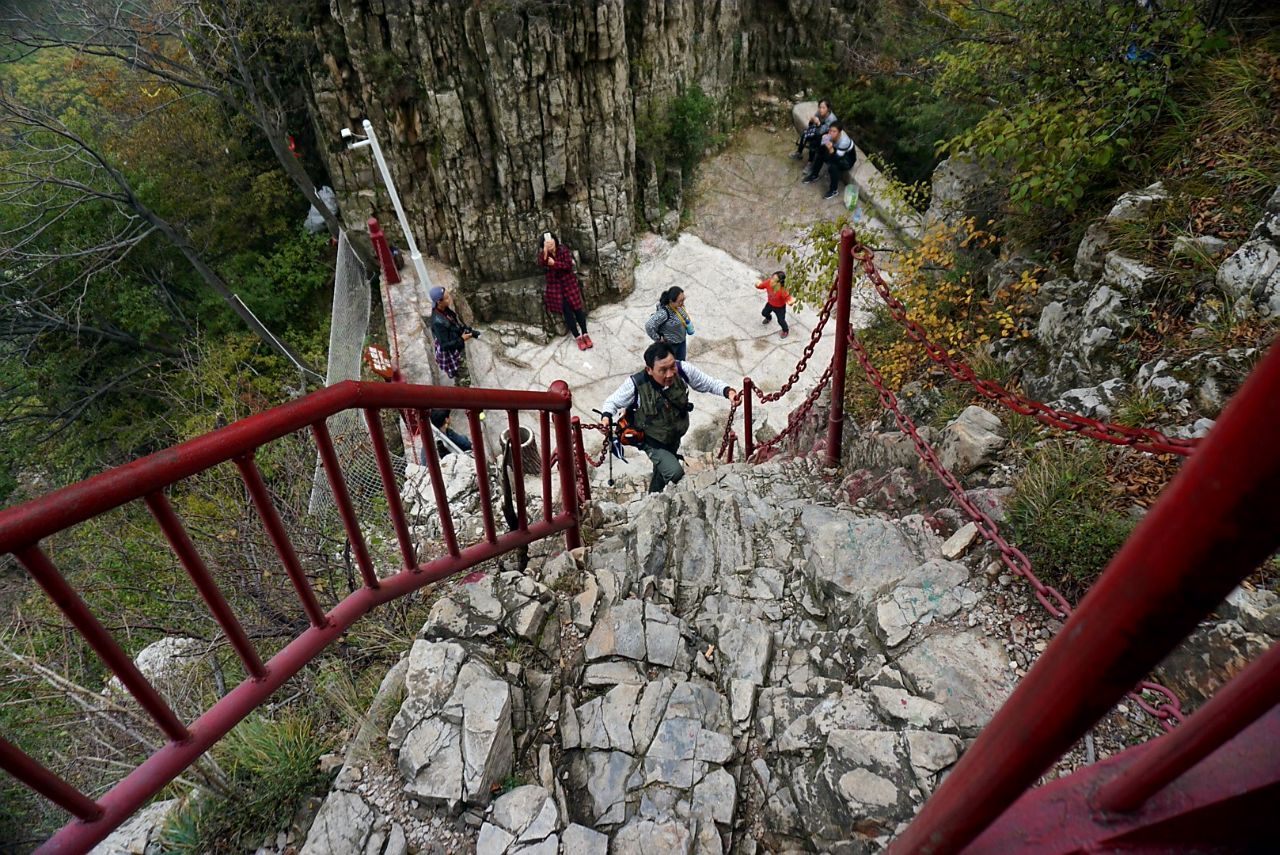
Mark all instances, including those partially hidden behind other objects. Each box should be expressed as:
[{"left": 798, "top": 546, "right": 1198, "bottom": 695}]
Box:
[{"left": 345, "top": 120, "right": 432, "bottom": 289}]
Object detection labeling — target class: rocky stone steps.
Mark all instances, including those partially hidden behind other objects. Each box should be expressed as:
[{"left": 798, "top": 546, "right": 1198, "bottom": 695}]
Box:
[{"left": 299, "top": 456, "right": 1017, "bottom": 855}]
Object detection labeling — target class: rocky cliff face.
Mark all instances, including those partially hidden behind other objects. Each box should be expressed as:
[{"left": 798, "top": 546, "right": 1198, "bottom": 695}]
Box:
[{"left": 307, "top": 0, "right": 864, "bottom": 319}]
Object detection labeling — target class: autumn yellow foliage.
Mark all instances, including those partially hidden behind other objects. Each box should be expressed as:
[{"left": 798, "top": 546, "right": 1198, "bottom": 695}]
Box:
[{"left": 869, "top": 217, "right": 1040, "bottom": 388}]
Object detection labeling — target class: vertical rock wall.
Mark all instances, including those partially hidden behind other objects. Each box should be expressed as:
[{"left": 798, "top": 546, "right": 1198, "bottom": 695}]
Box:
[{"left": 308, "top": 0, "right": 863, "bottom": 319}]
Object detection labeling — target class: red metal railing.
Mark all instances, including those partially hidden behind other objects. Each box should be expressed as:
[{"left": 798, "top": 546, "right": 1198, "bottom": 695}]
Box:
[
  {"left": 0, "top": 380, "right": 584, "bottom": 854},
  {"left": 719, "top": 228, "right": 1279, "bottom": 851},
  {"left": 888, "top": 329, "right": 1280, "bottom": 853}
]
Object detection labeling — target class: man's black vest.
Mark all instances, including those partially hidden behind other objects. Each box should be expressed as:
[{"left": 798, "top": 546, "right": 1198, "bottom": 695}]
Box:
[{"left": 628, "top": 370, "right": 690, "bottom": 450}]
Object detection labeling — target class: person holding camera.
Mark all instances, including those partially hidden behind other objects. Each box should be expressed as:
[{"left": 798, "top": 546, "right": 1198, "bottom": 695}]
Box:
[
  {"left": 536, "top": 232, "right": 593, "bottom": 350},
  {"left": 598, "top": 341, "right": 739, "bottom": 493},
  {"left": 427, "top": 286, "right": 478, "bottom": 387}
]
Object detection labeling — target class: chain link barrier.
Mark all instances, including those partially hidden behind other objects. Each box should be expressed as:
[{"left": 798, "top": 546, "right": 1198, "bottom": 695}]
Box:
[
  {"left": 850, "top": 244, "right": 1201, "bottom": 458},
  {"left": 845, "top": 318, "right": 1184, "bottom": 729}
]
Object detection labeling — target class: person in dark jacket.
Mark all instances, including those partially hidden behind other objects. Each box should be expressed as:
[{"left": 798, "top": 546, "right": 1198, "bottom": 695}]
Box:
[
  {"left": 536, "top": 232, "right": 592, "bottom": 350},
  {"left": 599, "top": 341, "right": 738, "bottom": 493},
  {"left": 425, "top": 408, "right": 472, "bottom": 461},
  {"left": 428, "top": 286, "right": 476, "bottom": 387}
]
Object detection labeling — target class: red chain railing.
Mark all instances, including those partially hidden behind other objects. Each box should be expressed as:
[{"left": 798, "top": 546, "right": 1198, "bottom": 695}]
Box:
[
  {"left": 720, "top": 227, "right": 1279, "bottom": 853},
  {"left": 0, "top": 381, "right": 585, "bottom": 855},
  {"left": 849, "top": 243, "right": 1200, "bottom": 457},
  {"left": 844, "top": 318, "right": 1183, "bottom": 725}
]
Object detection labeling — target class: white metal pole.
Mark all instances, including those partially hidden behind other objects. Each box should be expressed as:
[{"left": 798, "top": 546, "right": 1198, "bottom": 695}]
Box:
[{"left": 360, "top": 119, "right": 432, "bottom": 288}]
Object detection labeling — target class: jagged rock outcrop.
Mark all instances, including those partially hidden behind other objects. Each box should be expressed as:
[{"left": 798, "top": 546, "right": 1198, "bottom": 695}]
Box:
[
  {"left": 992, "top": 181, "right": 1280, "bottom": 429},
  {"left": 307, "top": 0, "right": 865, "bottom": 319},
  {"left": 299, "top": 457, "right": 1017, "bottom": 853}
]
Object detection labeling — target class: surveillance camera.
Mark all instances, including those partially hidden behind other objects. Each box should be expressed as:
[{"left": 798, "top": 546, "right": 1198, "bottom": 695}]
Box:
[{"left": 340, "top": 128, "right": 353, "bottom": 139}]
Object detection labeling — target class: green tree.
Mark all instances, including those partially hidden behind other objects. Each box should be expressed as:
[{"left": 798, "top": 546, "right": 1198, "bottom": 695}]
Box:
[{"left": 932, "top": 0, "right": 1221, "bottom": 212}]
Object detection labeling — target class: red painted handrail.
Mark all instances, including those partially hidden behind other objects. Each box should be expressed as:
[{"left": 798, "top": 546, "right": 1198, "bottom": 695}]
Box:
[{"left": 0, "top": 380, "right": 582, "bottom": 855}]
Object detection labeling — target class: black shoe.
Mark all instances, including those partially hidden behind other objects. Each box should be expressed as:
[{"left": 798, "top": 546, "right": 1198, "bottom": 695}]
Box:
[
  {"left": 762, "top": 317, "right": 771, "bottom": 325},
  {"left": 802, "top": 173, "right": 818, "bottom": 184},
  {"left": 824, "top": 188, "right": 839, "bottom": 199}
]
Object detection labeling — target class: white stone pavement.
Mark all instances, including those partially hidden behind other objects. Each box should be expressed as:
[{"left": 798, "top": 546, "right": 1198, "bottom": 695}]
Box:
[
  {"left": 379, "top": 120, "right": 907, "bottom": 486},
  {"left": 385, "top": 232, "right": 881, "bottom": 488}
]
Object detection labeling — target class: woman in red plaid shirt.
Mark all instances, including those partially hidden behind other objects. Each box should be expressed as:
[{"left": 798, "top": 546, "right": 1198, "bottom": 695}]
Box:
[{"left": 537, "top": 232, "right": 593, "bottom": 350}]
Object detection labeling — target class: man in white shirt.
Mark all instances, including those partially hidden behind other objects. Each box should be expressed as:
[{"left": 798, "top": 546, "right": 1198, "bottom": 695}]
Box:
[
  {"left": 599, "top": 342, "right": 740, "bottom": 493},
  {"left": 803, "top": 121, "right": 856, "bottom": 199}
]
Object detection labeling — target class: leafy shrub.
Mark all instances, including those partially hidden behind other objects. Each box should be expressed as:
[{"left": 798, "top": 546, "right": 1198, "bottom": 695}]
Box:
[
  {"left": 160, "top": 712, "right": 334, "bottom": 854},
  {"left": 936, "top": 0, "right": 1222, "bottom": 215},
  {"left": 634, "top": 84, "right": 726, "bottom": 211},
  {"left": 772, "top": 213, "right": 1041, "bottom": 395},
  {"left": 1006, "top": 443, "right": 1134, "bottom": 594}
]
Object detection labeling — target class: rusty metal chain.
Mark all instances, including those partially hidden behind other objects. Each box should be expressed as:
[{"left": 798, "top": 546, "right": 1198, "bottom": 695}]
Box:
[
  {"left": 851, "top": 244, "right": 1200, "bottom": 458},
  {"left": 749, "top": 361, "right": 835, "bottom": 462},
  {"left": 717, "top": 278, "right": 839, "bottom": 461},
  {"left": 716, "top": 395, "right": 741, "bottom": 461},
  {"left": 845, "top": 319, "right": 1184, "bottom": 729}
]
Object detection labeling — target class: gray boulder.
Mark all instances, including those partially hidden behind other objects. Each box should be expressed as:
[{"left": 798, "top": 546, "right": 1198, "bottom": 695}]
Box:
[
  {"left": 388, "top": 641, "right": 512, "bottom": 807},
  {"left": 1217, "top": 238, "right": 1280, "bottom": 318},
  {"left": 1105, "top": 182, "right": 1166, "bottom": 223},
  {"left": 476, "top": 785, "right": 560, "bottom": 854},
  {"left": 1075, "top": 221, "right": 1111, "bottom": 280},
  {"left": 939, "top": 406, "right": 1007, "bottom": 476}
]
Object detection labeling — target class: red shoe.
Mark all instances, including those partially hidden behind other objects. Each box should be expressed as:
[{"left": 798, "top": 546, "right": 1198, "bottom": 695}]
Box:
[
  {"left": 583, "top": 334, "right": 594, "bottom": 349},
  {"left": 780, "top": 329, "right": 790, "bottom": 339},
  {"left": 576, "top": 335, "right": 588, "bottom": 351}
]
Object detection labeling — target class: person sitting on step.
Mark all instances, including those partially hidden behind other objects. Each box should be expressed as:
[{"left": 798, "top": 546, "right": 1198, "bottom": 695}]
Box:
[
  {"left": 425, "top": 409, "right": 472, "bottom": 462},
  {"left": 599, "top": 341, "right": 739, "bottom": 494},
  {"left": 803, "top": 121, "right": 856, "bottom": 200},
  {"left": 792, "top": 99, "right": 837, "bottom": 164}
]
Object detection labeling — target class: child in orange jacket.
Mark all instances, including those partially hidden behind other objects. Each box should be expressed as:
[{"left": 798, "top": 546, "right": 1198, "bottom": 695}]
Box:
[{"left": 757, "top": 271, "right": 793, "bottom": 339}]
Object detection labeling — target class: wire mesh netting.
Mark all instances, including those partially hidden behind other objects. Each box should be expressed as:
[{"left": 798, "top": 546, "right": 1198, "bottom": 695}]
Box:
[{"left": 308, "top": 231, "right": 405, "bottom": 515}]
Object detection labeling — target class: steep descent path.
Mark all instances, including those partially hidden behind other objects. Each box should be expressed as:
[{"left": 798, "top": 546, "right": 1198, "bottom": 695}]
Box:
[{"left": 291, "top": 457, "right": 1015, "bottom": 854}]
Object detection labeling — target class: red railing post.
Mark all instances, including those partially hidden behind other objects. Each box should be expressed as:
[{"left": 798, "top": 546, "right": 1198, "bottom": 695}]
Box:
[
  {"left": 539, "top": 411, "right": 553, "bottom": 524},
  {"left": 466, "top": 409, "right": 499, "bottom": 545},
  {"left": 824, "top": 228, "right": 854, "bottom": 468},
  {"left": 144, "top": 492, "right": 267, "bottom": 679},
  {"left": 743, "top": 377, "right": 755, "bottom": 460},
  {"left": 1096, "top": 639, "right": 1280, "bottom": 813},
  {"left": 309, "top": 421, "right": 380, "bottom": 590},
  {"left": 368, "top": 217, "right": 400, "bottom": 285},
  {"left": 548, "top": 382, "right": 582, "bottom": 550},
  {"left": 234, "top": 455, "right": 329, "bottom": 629},
  {"left": 15, "top": 545, "right": 190, "bottom": 742},
  {"left": 889, "top": 339, "right": 1280, "bottom": 855},
  {"left": 0, "top": 736, "right": 101, "bottom": 822},
  {"left": 361, "top": 408, "right": 417, "bottom": 573},
  {"left": 415, "top": 408, "right": 461, "bottom": 559},
  {"left": 505, "top": 410, "right": 529, "bottom": 531},
  {"left": 571, "top": 417, "right": 591, "bottom": 503}
]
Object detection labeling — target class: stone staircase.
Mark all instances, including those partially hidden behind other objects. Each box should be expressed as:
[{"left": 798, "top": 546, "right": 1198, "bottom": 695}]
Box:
[{"left": 299, "top": 456, "right": 1016, "bottom": 855}]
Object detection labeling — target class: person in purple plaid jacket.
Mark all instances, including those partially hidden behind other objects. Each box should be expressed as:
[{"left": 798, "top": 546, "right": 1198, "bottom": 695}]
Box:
[
  {"left": 428, "top": 286, "right": 475, "bottom": 387},
  {"left": 537, "top": 232, "right": 593, "bottom": 351}
]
